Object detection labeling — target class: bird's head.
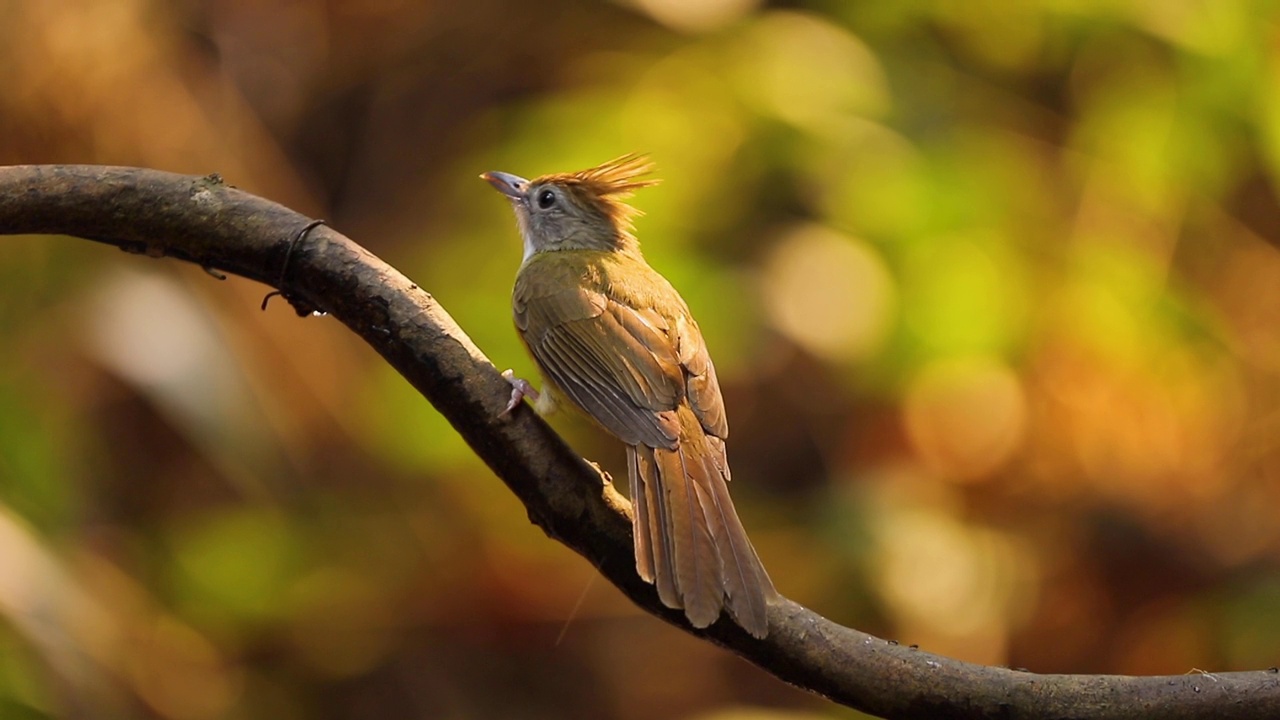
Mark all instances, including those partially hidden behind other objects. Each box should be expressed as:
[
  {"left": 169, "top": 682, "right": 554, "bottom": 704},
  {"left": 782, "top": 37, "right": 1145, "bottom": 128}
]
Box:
[{"left": 481, "top": 153, "right": 658, "bottom": 262}]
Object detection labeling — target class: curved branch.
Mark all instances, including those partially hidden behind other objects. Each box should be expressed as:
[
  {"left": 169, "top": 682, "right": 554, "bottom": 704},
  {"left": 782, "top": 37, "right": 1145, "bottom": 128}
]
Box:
[{"left": 0, "top": 164, "right": 1276, "bottom": 720}]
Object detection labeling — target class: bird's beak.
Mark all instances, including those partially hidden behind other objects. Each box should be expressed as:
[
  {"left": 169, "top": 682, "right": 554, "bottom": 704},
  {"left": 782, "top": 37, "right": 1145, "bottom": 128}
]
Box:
[{"left": 480, "top": 171, "right": 528, "bottom": 200}]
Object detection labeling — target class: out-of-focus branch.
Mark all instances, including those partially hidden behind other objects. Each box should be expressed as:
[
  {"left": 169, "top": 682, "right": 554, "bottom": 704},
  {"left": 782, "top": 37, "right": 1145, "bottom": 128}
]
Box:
[{"left": 1, "top": 164, "right": 1277, "bottom": 720}]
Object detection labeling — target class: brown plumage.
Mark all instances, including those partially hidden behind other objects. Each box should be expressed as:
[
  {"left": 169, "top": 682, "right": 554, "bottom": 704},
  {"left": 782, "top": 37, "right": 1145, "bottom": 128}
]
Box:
[{"left": 482, "top": 154, "right": 776, "bottom": 637}]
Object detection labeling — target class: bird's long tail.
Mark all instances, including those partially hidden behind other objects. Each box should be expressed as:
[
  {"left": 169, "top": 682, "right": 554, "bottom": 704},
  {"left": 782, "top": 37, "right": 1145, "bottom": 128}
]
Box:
[{"left": 628, "top": 406, "right": 775, "bottom": 638}]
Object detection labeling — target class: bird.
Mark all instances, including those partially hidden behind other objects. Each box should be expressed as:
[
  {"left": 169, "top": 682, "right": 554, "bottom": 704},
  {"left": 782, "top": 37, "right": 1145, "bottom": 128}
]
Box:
[{"left": 480, "top": 153, "right": 776, "bottom": 638}]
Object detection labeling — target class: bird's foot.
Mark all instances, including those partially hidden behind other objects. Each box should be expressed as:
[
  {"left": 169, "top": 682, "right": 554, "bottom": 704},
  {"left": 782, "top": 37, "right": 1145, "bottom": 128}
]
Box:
[
  {"left": 586, "top": 459, "right": 612, "bottom": 485},
  {"left": 500, "top": 369, "right": 540, "bottom": 417}
]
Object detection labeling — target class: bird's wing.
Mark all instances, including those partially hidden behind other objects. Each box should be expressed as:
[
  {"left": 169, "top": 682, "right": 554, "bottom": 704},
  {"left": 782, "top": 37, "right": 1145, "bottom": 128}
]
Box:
[
  {"left": 672, "top": 313, "right": 728, "bottom": 441},
  {"left": 515, "top": 285, "right": 687, "bottom": 449}
]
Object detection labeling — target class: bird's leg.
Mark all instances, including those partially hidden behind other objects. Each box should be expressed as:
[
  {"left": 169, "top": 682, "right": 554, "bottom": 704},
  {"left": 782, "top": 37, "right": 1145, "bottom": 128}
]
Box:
[
  {"left": 500, "top": 369, "right": 560, "bottom": 418},
  {"left": 500, "top": 369, "right": 538, "bottom": 417},
  {"left": 501, "top": 370, "right": 558, "bottom": 417}
]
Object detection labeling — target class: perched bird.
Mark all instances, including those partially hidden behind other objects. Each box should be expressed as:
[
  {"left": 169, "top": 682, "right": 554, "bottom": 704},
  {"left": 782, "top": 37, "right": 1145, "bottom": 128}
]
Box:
[{"left": 481, "top": 154, "right": 776, "bottom": 638}]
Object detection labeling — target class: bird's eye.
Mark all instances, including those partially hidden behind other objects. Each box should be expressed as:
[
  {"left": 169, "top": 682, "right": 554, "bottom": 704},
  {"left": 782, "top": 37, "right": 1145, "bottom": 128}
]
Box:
[{"left": 536, "top": 189, "right": 556, "bottom": 209}]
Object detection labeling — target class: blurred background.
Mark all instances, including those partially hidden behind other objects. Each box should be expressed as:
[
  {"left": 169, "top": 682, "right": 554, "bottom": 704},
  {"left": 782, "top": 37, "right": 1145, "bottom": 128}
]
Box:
[{"left": 2, "top": 0, "right": 1280, "bottom": 718}]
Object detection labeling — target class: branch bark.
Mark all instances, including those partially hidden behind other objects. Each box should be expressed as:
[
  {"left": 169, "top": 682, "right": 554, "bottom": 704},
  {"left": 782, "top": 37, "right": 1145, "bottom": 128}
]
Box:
[{"left": 1, "top": 164, "right": 1276, "bottom": 720}]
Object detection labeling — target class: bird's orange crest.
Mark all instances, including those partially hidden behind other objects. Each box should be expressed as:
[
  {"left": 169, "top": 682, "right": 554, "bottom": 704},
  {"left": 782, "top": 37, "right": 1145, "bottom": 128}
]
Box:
[
  {"left": 566, "top": 153, "right": 660, "bottom": 197},
  {"left": 537, "top": 153, "right": 660, "bottom": 236}
]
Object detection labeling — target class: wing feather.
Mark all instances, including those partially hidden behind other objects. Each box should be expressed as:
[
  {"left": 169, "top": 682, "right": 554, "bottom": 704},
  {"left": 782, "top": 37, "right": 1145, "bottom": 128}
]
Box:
[
  {"left": 516, "top": 285, "right": 686, "bottom": 448},
  {"left": 675, "top": 315, "right": 728, "bottom": 440}
]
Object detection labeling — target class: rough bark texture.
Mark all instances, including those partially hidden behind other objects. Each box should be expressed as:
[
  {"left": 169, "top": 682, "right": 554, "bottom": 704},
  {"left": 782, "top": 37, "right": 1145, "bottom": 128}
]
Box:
[{"left": 1, "top": 164, "right": 1278, "bottom": 720}]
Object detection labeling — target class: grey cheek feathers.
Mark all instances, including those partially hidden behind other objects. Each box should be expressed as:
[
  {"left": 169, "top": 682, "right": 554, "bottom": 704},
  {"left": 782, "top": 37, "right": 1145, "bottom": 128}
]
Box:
[
  {"left": 519, "top": 213, "right": 573, "bottom": 261},
  {"left": 518, "top": 205, "right": 614, "bottom": 261}
]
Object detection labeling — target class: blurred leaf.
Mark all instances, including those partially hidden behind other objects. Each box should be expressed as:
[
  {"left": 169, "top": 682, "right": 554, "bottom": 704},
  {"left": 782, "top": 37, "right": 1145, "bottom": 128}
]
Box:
[
  {"left": 0, "top": 382, "right": 76, "bottom": 533},
  {"left": 170, "top": 508, "right": 302, "bottom": 628},
  {"left": 899, "top": 232, "right": 1027, "bottom": 360},
  {"left": 0, "top": 626, "right": 53, "bottom": 719},
  {"left": 1219, "top": 576, "right": 1280, "bottom": 670}
]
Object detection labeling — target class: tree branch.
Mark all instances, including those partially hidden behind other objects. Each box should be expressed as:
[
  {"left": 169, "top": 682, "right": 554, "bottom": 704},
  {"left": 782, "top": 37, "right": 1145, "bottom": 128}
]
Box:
[{"left": 1, "top": 164, "right": 1276, "bottom": 720}]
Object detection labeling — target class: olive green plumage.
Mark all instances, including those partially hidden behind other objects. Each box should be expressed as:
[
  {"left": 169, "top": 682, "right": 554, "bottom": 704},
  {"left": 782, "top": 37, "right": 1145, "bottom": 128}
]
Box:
[{"left": 483, "top": 154, "right": 775, "bottom": 637}]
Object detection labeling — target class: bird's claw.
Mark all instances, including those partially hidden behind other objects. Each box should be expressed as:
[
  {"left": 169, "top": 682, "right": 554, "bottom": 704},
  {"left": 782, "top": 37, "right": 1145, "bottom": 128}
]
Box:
[{"left": 500, "top": 369, "right": 539, "bottom": 418}]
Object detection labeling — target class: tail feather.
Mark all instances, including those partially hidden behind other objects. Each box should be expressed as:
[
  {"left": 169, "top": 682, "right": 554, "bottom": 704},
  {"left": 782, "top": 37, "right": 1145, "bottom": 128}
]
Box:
[
  {"left": 665, "top": 443, "right": 722, "bottom": 627},
  {"left": 702, "top": 437, "right": 775, "bottom": 637},
  {"left": 630, "top": 446, "right": 654, "bottom": 580},
  {"left": 628, "top": 407, "right": 773, "bottom": 637},
  {"left": 630, "top": 446, "right": 678, "bottom": 607}
]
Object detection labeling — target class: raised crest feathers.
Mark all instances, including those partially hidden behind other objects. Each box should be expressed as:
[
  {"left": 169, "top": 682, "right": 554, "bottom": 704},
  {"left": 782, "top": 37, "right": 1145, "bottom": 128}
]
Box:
[
  {"left": 569, "top": 153, "right": 660, "bottom": 196},
  {"left": 535, "top": 153, "right": 660, "bottom": 236}
]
